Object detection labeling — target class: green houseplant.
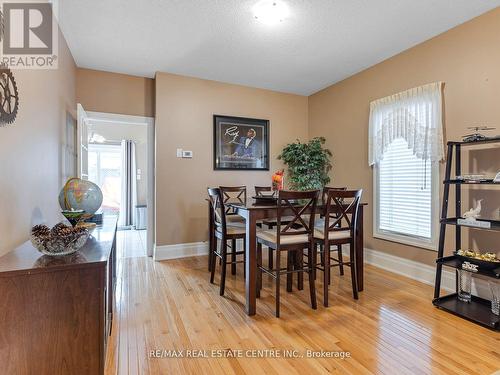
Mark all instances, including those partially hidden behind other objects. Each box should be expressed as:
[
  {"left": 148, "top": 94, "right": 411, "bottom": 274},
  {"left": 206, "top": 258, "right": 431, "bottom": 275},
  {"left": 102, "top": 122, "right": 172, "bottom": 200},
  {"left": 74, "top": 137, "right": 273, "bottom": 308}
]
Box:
[{"left": 277, "top": 137, "right": 332, "bottom": 191}]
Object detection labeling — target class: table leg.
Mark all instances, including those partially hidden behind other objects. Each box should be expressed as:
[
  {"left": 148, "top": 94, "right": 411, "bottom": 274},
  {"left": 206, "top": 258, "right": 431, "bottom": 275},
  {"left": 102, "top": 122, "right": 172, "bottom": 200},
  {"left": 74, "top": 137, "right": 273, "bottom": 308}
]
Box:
[
  {"left": 245, "top": 211, "right": 257, "bottom": 316},
  {"left": 356, "top": 206, "right": 364, "bottom": 292}
]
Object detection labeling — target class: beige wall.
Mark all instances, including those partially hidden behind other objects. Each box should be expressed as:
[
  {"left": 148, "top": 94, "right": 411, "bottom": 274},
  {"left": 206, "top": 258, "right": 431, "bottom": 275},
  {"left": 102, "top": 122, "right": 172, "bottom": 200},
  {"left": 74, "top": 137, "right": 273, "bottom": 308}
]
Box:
[
  {"left": 0, "top": 31, "right": 76, "bottom": 256},
  {"left": 308, "top": 8, "right": 500, "bottom": 266},
  {"left": 76, "top": 68, "right": 155, "bottom": 117},
  {"left": 155, "top": 72, "right": 308, "bottom": 246}
]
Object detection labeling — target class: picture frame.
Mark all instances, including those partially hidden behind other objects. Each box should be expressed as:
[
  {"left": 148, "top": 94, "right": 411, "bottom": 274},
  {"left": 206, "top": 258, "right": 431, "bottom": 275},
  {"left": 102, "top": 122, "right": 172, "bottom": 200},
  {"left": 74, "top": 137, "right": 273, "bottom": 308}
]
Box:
[{"left": 213, "top": 115, "right": 270, "bottom": 170}]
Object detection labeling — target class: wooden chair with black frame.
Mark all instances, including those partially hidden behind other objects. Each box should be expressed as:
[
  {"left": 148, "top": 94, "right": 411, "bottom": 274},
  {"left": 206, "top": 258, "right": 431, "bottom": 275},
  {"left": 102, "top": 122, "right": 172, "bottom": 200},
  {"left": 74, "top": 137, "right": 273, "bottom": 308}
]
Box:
[
  {"left": 314, "top": 187, "right": 347, "bottom": 275},
  {"left": 207, "top": 188, "right": 246, "bottom": 296},
  {"left": 254, "top": 186, "right": 295, "bottom": 270},
  {"left": 313, "top": 189, "right": 363, "bottom": 307},
  {"left": 256, "top": 190, "right": 319, "bottom": 317},
  {"left": 219, "top": 186, "right": 247, "bottom": 276}
]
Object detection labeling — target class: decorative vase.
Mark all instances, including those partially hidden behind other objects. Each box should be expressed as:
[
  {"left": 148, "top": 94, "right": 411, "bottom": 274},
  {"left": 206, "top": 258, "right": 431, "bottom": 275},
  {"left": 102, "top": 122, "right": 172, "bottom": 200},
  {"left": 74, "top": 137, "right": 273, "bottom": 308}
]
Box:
[
  {"left": 457, "top": 269, "right": 472, "bottom": 303},
  {"left": 489, "top": 281, "right": 500, "bottom": 316},
  {"left": 272, "top": 170, "right": 284, "bottom": 191}
]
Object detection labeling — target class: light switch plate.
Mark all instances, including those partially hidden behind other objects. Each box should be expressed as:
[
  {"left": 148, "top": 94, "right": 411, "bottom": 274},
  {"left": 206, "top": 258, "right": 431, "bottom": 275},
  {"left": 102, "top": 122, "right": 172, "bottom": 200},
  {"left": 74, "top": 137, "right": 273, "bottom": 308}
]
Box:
[{"left": 176, "top": 148, "right": 183, "bottom": 158}]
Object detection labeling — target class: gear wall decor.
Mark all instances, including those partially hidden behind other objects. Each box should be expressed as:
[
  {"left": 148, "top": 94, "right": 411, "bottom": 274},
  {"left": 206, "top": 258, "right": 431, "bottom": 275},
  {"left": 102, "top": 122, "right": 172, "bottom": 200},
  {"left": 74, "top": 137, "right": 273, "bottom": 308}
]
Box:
[{"left": 0, "top": 63, "right": 19, "bottom": 126}]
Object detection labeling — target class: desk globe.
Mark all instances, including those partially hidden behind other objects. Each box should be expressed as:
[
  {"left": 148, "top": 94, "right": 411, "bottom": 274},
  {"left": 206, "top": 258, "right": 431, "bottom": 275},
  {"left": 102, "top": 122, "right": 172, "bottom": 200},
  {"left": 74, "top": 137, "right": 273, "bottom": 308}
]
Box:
[{"left": 59, "top": 178, "right": 103, "bottom": 224}]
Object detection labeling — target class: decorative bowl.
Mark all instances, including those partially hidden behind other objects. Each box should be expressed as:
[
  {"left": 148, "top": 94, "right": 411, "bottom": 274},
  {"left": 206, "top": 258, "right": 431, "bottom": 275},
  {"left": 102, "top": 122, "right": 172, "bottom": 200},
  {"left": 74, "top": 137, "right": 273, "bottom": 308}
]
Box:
[
  {"left": 30, "top": 223, "right": 90, "bottom": 256},
  {"left": 454, "top": 251, "right": 500, "bottom": 271}
]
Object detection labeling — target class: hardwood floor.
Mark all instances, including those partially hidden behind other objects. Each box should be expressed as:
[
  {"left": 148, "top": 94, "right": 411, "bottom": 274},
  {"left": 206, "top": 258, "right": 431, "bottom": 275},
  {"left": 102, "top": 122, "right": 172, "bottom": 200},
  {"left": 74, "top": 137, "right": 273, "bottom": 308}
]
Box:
[{"left": 105, "top": 248, "right": 500, "bottom": 375}]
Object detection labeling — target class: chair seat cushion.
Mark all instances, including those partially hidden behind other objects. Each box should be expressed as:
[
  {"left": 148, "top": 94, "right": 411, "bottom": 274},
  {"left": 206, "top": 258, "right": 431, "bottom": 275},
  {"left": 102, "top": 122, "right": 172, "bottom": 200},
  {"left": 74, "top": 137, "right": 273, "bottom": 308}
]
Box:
[
  {"left": 216, "top": 225, "right": 246, "bottom": 236},
  {"left": 314, "top": 228, "right": 351, "bottom": 241},
  {"left": 257, "top": 228, "right": 310, "bottom": 246},
  {"left": 225, "top": 215, "right": 246, "bottom": 228},
  {"left": 262, "top": 215, "right": 296, "bottom": 226}
]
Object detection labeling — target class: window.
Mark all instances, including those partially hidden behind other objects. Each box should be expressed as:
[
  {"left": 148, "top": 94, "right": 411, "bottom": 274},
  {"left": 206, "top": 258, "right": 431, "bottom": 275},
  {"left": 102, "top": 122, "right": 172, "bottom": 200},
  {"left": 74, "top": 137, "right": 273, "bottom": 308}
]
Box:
[
  {"left": 374, "top": 138, "right": 439, "bottom": 249},
  {"left": 88, "top": 144, "right": 122, "bottom": 215},
  {"left": 369, "top": 82, "right": 443, "bottom": 250}
]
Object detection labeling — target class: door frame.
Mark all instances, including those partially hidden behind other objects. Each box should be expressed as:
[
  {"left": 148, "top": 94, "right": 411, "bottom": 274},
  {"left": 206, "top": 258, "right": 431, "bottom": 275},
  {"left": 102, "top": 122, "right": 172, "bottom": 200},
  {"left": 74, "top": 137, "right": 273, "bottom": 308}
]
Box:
[{"left": 80, "top": 108, "right": 156, "bottom": 257}]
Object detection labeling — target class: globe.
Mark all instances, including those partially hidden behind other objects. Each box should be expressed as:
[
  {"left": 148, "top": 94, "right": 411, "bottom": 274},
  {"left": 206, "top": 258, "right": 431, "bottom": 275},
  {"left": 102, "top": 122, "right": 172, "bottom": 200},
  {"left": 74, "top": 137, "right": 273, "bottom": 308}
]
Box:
[{"left": 59, "top": 178, "right": 103, "bottom": 216}]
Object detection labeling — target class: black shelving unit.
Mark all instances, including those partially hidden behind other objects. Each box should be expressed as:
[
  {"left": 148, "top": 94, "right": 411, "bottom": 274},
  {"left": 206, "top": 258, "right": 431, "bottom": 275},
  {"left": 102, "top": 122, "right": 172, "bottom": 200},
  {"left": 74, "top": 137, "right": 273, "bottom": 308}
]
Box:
[{"left": 433, "top": 139, "right": 500, "bottom": 331}]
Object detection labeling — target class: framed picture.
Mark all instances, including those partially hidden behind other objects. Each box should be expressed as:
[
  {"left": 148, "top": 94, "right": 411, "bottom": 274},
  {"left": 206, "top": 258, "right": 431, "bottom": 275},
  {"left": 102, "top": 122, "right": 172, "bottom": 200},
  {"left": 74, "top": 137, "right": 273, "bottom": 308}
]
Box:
[{"left": 213, "top": 115, "right": 269, "bottom": 170}]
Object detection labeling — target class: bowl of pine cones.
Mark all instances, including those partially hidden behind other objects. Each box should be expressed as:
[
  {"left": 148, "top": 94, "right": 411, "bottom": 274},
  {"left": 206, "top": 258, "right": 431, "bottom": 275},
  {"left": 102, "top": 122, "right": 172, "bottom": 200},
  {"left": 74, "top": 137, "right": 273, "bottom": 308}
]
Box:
[{"left": 30, "top": 223, "right": 90, "bottom": 256}]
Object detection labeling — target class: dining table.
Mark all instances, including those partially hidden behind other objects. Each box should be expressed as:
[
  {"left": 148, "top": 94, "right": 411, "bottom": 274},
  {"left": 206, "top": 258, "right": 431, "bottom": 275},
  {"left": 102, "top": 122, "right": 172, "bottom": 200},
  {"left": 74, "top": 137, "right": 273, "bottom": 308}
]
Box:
[{"left": 207, "top": 197, "right": 367, "bottom": 316}]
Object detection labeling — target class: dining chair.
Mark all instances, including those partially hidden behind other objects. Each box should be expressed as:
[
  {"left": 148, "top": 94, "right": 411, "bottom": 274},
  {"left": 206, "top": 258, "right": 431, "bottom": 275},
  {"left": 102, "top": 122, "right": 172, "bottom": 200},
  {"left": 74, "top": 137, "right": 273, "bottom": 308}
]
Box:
[
  {"left": 314, "top": 187, "right": 347, "bottom": 273},
  {"left": 314, "top": 189, "right": 362, "bottom": 307},
  {"left": 254, "top": 186, "right": 296, "bottom": 270},
  {"left": 256, "top": 189, "right": 319, "bottom": 317},
  {"left": 207, "top": 188, "right": 246, "bottom": 296},
  {"left": 219, "top": 186, "right": 247, "bottom": 275},
  {"left": 255, "top": 186, "right": 273, "bottom": 196}
]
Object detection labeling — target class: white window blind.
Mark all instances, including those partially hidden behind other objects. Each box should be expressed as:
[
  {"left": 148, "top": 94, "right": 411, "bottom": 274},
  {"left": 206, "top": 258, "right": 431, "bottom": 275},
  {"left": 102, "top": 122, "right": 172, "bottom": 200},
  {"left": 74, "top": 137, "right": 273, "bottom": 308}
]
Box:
[{"left": 377, "top": 138, "right": 432, "bottom": 240}]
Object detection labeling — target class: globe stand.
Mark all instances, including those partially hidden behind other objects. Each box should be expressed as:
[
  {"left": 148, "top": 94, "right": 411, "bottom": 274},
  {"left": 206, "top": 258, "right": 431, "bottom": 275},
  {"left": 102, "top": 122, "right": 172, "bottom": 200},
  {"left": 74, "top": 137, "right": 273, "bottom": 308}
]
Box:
[{"left": 61, "top": 210, "right": 85, "bottom": 227}]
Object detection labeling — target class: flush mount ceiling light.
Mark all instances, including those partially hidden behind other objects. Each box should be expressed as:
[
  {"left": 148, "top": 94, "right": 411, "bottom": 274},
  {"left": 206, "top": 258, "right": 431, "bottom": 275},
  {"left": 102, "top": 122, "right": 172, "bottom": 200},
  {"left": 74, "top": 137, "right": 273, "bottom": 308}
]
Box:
[{"left": 253, "top": 0, "right": 289, "bottom": 25}]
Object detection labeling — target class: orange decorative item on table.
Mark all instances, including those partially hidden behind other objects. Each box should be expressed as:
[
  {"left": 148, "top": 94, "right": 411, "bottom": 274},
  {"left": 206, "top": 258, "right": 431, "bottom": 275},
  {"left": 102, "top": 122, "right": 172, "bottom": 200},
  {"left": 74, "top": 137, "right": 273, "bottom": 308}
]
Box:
[{"left": 272, "top": 170, "right": 285, "bottom": 191}]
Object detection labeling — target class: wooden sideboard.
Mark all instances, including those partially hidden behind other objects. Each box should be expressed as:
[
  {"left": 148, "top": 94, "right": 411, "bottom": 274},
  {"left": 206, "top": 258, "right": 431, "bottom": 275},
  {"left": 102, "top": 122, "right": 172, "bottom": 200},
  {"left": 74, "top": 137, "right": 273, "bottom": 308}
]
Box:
[{"left": 0, "top": 216, "right": 117, "bottom": 375}]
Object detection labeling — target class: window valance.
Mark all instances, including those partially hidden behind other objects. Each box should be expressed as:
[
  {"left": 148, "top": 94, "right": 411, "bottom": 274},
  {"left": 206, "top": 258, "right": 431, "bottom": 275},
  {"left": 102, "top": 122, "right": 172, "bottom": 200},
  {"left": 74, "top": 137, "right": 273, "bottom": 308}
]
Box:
[{"left": 368, "top": 82, "right": 444, "bottom": 166}]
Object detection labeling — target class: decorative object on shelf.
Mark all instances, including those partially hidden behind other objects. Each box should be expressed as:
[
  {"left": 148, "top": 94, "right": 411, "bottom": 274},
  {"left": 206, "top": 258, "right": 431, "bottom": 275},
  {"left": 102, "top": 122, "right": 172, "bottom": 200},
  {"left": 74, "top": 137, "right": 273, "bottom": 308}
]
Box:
[
  {"left": 0, "top": 63, "right": 19, "bottom": 126},
  {"left": 30, "top": 223, "right": 89, "bottom": 256},
  {"left": 455, "top": 249, "right": 500, "bottom": 271},
  {"left": 278, "top": 137, "right": 332, "bottom": 191},
  {"left": 494, "top": 171, "right": 500, "bottom": 183},
  {"left": 213, "top": 115, "right": 269, "bottom": 170},
  {"left": 61, "top": 209, "right": 85, "bottom": 227},
  {"left": 456, "top": 174, "right": 489, "bottom": 182},
  {"left": 272, "top": 169, "right": 284, "bottom": 191},
  {"left": 462, "top": 199, "right": 483, "bottom": 221},
  {"left": 461, "top": 261, "right": 479, "bottom": 273},
  {"left": 462, "top": 126, "right": 498, "bottom": 143},
  {"left": 457, "top": 269, "right": 472, "bottom": 303},
  {"left": 490, "top": 282, "right": 500, "bottom": 316},
  {"left": 58, "top": 178, "right": 103, "bottom": 221}
]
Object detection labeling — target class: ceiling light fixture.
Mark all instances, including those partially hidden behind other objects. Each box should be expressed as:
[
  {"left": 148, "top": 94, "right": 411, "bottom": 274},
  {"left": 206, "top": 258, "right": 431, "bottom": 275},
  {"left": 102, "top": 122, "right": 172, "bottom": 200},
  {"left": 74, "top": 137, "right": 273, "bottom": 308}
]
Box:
[{"left": 253, "top": 0, "right": 289, "bottom": 25}]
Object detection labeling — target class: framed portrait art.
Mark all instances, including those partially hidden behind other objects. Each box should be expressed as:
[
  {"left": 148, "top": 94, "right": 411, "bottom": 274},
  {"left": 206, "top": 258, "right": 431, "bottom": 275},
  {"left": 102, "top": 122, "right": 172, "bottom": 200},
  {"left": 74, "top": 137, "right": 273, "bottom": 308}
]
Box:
[{"left": 213, "top": 115, "right": 269, "bottom": 170}]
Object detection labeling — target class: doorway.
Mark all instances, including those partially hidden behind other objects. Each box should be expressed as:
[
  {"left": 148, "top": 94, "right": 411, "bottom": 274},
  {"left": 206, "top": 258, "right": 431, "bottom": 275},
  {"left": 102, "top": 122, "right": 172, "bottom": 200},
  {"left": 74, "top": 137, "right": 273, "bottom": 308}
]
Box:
[
  {"left": 77, "top": 105, "right": 155, "bottom": 257},
  {"left": 88, "top": 143, "right": 122, "bottom": 216}
]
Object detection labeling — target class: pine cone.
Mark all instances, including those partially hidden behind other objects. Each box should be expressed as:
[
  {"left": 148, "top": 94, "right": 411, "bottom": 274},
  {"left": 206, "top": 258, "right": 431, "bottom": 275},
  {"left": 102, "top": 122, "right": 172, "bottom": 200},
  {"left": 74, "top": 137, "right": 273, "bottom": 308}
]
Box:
[
  {"left": 51, "top": 222, "right": 69, "bottom": 236},
  {"left": 31, "top": 224, "right": 50, "bottom": 237}
]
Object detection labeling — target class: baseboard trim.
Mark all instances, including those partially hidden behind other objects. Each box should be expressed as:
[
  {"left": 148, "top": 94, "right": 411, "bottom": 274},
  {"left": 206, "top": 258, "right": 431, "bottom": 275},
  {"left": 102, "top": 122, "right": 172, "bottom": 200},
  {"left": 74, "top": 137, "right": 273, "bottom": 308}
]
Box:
[
  {"left": 153, "top": 242, "right": 491, "bottom": 299},
  {"left": 154, "top": 241, "right": 208, "bottom": 261},
  {"left": 362, "top": 247, "right": 489, "bottom": 298}
]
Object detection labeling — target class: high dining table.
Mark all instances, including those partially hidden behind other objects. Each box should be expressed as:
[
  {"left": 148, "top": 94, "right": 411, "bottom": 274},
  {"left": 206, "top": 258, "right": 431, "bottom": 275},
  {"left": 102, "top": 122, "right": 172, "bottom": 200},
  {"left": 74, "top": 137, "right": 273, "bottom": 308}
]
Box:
[{"left": 208, "top": 198, "right": 366, "bottom": 316}]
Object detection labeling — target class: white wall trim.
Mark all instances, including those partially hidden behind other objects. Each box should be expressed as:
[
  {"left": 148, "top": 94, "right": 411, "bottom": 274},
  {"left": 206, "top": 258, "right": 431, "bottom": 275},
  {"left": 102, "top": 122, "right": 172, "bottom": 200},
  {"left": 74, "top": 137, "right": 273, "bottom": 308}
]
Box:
[
  {"left": 363, "top": 247, "right": 490, "bottom": 298},
  {"left": 154, "top": 241, "right": 209, "bottom": 261},
  {"left": 153, "top": 242, "right": 491, "bottom": 299}
]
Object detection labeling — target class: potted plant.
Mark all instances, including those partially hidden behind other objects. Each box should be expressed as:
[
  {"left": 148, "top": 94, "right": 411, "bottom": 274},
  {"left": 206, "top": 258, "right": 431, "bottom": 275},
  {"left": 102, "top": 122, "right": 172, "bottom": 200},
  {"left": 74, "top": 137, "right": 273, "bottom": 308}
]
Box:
[{"left": 277, "top": 137, "right": 332, "bottom": 191}]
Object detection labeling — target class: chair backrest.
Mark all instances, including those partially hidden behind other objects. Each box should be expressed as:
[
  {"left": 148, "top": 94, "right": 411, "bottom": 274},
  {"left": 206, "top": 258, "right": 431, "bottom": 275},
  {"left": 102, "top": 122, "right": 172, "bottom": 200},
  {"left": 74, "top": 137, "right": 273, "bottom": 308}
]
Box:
[
  {"left": 321, "top": 186, "right": 347, "bottom": 219},
  {"left": 322, "top": 186, "right": 347, "bottom": 204},
  {"left": 276, "top": 190, "right": 319, "bottom": 246},
  {"left": 219, "top": 186, "right": 247, "bottom": 214},
  {"left": 207, "top": 187, "right": 226, "bottom": 231},
  {"left": 254, "top": 186, "right": 272, "bottom": 196},
  {"left": 323, "top": 189, "right": 362, "bottom": 239}
]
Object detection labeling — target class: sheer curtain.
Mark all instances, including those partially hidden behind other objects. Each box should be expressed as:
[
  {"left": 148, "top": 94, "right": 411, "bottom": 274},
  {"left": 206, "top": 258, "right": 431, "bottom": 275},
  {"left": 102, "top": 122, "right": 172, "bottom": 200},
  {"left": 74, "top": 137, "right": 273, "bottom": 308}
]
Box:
[
  {"left": 119, "top": 140, "right": 137, "bottom": 227},
  {"left": 368, "top": 82, "right": 444, "bottom": 166}
]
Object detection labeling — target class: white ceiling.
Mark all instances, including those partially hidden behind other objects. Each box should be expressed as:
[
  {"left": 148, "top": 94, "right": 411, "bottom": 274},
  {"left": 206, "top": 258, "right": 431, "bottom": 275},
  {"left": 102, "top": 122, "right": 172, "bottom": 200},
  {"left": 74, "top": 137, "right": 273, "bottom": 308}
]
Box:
[{"left": 59, "top": 1, "right": 500, "bottom": 95}]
